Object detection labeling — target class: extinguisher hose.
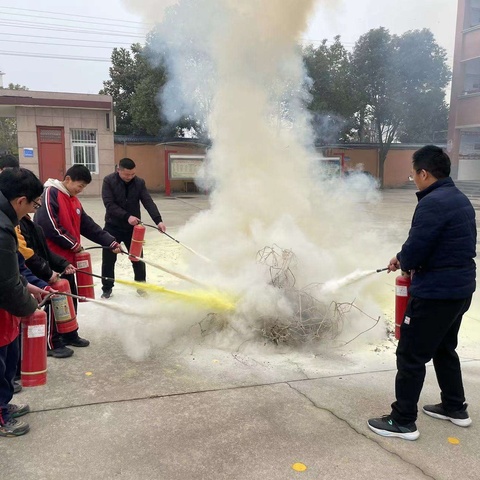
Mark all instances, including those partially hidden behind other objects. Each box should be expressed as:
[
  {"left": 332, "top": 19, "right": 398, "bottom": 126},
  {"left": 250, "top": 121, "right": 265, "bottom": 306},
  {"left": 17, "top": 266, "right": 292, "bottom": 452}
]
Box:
[
  {"left": 376, "top": 267, "right": 388, "bottom": 273},
  {"left": 38, "top": 291, "right": 88, "bottom": 307},
  {"left": 139, "top": 222, "right": 211, "bottom": 263}
]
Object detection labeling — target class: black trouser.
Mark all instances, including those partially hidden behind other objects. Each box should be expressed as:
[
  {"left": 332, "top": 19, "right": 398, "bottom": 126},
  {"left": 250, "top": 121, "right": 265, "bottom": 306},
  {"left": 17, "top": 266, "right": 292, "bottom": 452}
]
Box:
[
  {"left": 0, "top": 336, "right": 19, "bottom": 423},
  {"left": 391, "top": 295, "right": 472, "bottom": 424},
  {"left": 101, "top": 224, "right": 145, "bottom": 292}
]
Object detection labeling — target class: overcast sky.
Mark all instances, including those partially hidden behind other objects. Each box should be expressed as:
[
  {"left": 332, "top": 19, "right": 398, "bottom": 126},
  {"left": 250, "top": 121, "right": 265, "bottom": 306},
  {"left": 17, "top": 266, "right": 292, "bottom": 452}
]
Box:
[{"left": 0, "top": 0, "right": 458, "bottom": 94}]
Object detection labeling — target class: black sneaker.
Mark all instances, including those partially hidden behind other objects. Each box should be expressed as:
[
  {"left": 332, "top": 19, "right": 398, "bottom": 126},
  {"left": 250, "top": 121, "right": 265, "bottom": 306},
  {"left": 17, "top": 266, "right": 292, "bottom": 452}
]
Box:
[
  {"left": 6, "top": 404, "right": 30, "bottom": 418},
  {"left": 63, "top": 336, "right": 90, "bottom": 347},
  {"left": 422, "top": 403, "right": 472, "bottom": 427},
  {"left": 13, "top": 381, "right": 22, "bottom": 394},
  {"left": 367, "top": 415, "right": 419, "bottom": 441},
  {"left": 101, "top": 289, "right": 112, "bottom": 299},
  {"left": 47, "top": 346, "right": 74, "bottom": 358},
  {"left": 0, "top": 418, "right": 30, "bottom": 437}
]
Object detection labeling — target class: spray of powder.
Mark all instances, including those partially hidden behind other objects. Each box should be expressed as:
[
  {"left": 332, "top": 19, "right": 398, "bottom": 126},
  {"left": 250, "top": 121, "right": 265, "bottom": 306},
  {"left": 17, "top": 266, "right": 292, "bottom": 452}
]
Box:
[{"left": 117, "top": 0, "right": 395, "bottom": 351}]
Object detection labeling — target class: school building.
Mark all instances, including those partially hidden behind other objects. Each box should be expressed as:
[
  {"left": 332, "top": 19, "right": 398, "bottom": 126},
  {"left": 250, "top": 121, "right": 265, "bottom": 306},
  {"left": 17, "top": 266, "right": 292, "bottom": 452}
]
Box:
[
  {"left": 448, "top": 0, "right": 480, "bottom": 179},
  {"left": 0, "top": 89, "right": 115, "bottom": 195}
]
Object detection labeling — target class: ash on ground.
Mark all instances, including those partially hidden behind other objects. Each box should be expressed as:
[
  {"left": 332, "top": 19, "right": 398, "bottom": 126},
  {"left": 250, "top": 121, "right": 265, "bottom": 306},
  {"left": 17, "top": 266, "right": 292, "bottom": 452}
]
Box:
[{"left": 198, "top": 245, "right": 378, "bottom": 347}]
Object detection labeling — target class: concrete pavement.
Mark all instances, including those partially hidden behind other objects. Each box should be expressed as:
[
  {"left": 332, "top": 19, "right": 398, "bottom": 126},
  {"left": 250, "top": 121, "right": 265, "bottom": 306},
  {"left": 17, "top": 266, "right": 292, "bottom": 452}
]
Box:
[{"left": 1, "top": 190, "right": 479, "bottom": 480}]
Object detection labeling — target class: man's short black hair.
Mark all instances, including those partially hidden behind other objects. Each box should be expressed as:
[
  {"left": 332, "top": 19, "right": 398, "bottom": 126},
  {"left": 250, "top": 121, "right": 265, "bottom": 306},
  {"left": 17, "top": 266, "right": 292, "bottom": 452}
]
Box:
[
  {"left": 118, "top": 158, "right": 136, "bottom": 170},
  {"left": 0, "top": 168, "right": 44, "bottom": 202},
  {"left": 412, "top": 145, "right": 451, "bottom": 179},
  {"left": 0, "top": 153, "right": 20, "bottom": 170},
  {"left": 65, "top": 164, "right": 92, "bottom": 184}
]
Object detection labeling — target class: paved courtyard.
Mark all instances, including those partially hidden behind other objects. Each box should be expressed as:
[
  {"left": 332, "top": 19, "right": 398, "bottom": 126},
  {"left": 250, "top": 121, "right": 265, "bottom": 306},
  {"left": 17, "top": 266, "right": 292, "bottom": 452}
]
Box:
[{"left": 2, "top": 189, "right": 480, "bottom": 480}]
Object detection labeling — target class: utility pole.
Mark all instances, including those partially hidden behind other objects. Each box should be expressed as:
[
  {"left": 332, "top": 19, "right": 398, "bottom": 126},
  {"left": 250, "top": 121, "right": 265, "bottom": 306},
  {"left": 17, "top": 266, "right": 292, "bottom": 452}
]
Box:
[{"left": 0, "top": 71, "right": 5, "bottom": 88}]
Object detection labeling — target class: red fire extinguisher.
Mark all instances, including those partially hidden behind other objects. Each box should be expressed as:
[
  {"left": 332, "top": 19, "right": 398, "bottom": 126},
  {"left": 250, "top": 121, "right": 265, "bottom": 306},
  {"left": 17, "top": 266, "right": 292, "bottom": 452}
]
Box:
[
  {"left": 75, "top": 250, "right": 95, "bottom": 300},
  {"left": 395, "top": 274, "right": 411, "bottom": 340},
  {"left": 21, "top": 309, "right": 47, "bottom": 387},
  {"left": 129, "top": 224, "right": 146, "bottom": 261},
  {"left": 50, "top": 279, "right": 79, "bottom": 334}
]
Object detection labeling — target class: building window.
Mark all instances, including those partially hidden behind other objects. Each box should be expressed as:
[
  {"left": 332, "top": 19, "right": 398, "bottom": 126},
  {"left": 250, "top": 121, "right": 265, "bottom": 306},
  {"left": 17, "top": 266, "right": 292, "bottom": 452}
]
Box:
[
  {"left": 71, "top": 129, "right": 98, "bottom": 173},
  {"left": 463, "top": 57, "right": 480, "bottom": 95},
  {"left": 460, "top": 130, "right": 480, "bottom": 160},
  {"left": 467, "top": 0, "right": 480, "bottom": 28}
]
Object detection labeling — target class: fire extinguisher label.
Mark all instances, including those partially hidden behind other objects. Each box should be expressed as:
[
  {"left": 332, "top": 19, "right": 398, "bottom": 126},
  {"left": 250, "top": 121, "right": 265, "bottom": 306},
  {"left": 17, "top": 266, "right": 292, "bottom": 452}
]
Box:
[
  {"left": 51, "top": 296, "right": 71, "bottom": 322},
  {"left": 77, "top": 260, "right": 89, "bottom": 269},
  {"left": 28, "top": 324, "right": 46, "bottom": 338},
  {"left": 396, "top": 286, "right": 408, "bottom": 296}
]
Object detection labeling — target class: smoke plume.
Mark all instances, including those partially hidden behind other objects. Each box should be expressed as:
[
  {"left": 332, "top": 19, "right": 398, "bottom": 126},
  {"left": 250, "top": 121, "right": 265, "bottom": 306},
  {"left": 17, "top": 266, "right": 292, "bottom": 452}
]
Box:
[{"left": 119, "top": 0, "right": 391, "bottom": 353}]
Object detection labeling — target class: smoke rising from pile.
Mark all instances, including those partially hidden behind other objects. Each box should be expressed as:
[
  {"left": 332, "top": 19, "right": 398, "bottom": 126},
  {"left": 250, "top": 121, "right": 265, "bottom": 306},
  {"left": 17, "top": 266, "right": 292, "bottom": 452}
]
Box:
[{"left": 119, "top": 0, "right": 392, "bottom": 353}]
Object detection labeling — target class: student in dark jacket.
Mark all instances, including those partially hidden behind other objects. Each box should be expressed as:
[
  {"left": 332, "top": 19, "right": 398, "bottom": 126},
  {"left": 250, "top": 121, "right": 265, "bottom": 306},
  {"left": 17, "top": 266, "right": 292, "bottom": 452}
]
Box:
[
  {"left": 17, "top": 212, "right": 76, "bottom": 358},
  {"left": 0, "top": 168, "right": 51, "bottom": 437},
  {"left": 368, "top": 145, "right": 477, "bottom": 441},
  {"left": 100, "top": 157, "right": 166, "bottom": 299}
]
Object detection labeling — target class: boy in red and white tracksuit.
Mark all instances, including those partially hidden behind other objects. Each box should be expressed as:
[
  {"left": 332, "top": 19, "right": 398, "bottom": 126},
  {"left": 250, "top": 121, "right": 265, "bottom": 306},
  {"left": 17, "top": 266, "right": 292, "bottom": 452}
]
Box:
[{"left": 34, "top": 165, "right": 121, "bottom": 348}]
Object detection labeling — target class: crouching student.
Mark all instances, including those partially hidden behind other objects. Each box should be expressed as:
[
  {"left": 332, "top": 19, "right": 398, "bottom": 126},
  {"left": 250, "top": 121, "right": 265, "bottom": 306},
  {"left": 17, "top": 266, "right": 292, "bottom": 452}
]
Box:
[
  {"left": 0, "top": 168, "right": 50, "bottom": 437},
  {"left": 34, "top": 164, "right": 122, "bottom": 348}
]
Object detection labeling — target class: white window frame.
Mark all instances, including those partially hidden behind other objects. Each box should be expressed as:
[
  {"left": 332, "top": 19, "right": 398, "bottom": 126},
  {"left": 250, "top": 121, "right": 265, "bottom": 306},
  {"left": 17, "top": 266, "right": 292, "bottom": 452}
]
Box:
[{"left": 70, "top": 129, "right": 99, "bottom": 174}]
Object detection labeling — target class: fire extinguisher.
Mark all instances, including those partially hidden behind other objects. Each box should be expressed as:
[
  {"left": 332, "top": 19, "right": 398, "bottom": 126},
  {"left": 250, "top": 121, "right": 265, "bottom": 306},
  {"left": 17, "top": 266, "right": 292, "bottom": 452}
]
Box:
[
  {"left": 75, "top": 250, "right": 95, "bottom": 300},
  {"left": 21, "top": 309, "right": 47, "bottom": 387},
  {"left": 395, "top": 274, "right": 411, "bottom": 340},
  {"left": 129, "top": 224, "right": 146, "bottom": 262},
  {"left": 50, "top": 279, "right": 79, "bottom": 334}
]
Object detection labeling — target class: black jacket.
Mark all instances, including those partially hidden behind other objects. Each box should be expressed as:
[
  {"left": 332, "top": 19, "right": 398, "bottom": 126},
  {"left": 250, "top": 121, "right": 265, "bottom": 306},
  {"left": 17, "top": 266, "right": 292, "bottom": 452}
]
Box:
[
  {"left": 398, "top": 177, "right": 476, "bottom": 299},
  {"left": 0, "top": 192, "right": 38, "bottom": 316},
  {"left": 20, "top": 215, "right": 70, "bottom": 282},
  {"left": 102, "top": 172, "right": 162, "bottom": 231}
]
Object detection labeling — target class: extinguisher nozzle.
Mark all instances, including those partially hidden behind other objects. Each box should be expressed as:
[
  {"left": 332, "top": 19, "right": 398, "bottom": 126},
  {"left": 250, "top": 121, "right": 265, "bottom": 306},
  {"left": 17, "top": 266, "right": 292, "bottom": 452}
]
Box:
[{"left": 376, "top": 267, "right": 389, "bottom": 273}]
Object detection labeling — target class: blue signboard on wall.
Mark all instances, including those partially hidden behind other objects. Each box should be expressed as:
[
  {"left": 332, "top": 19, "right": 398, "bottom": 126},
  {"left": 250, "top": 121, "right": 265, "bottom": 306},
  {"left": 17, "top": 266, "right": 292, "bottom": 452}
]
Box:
[{"left": 23, "top": 148, "right": 34, "bottom": 158}]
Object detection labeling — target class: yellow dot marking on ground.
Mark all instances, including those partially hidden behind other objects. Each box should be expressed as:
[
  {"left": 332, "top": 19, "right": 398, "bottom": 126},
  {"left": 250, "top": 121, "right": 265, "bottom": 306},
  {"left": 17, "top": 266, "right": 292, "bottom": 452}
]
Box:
[
  {"left": 85, "top": 372, "right": 93, "bottom": 376},
  {"left": 292, "top": 463, "right": 307, "bottom": 472},
  {"left": 448, "top": 437, "right": 460, "bottom": 445},
  {"left": 213, "top": 359, "right": 219, "bottom": 363}
]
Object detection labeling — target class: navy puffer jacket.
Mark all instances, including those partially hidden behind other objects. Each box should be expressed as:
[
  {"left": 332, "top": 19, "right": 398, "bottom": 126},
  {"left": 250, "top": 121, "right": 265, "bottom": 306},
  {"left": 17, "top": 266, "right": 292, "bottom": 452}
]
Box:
[{"left": 398, "top": 177, "right": 476, "bottom": 299}]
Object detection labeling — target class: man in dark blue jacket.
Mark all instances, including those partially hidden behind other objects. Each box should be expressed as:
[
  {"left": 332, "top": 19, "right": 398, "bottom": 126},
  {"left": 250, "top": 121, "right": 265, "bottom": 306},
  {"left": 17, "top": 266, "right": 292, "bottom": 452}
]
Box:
[
  {"left": 368, "top": 145, "right": 476, "bottom": 441},
  {"left": 101, "top": 157, "right": 166, "bottom": 298}
]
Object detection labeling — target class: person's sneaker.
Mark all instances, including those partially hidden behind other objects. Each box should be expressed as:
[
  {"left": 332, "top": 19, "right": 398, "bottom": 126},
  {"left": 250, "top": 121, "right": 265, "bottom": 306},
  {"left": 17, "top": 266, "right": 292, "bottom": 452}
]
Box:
[
  {"left": 101, "top": 289, "right": 112, "bottom": 299},
  {"left": 0, "top": 418, "right": 30, "bottom": 437},
  {"left": 47, "top": 346, "right": 74, "bottom": 358},
  {"left": 13, "top": 381, "right": 22, "bottom": 394},
  {"left": 6, "top": 404, "right": 30, "bottom": 418},
  {"left": 137, "top": 289, "right": 148, "bottom": 297},
  {"left": 367, "top": 415, "right": 419, "bottom": 441},
  {"left": 63, "top": 336, "right": 90, "bottom": 347},
  {"left": 422, "top": 403, "right": 472, "bottom": 427}
]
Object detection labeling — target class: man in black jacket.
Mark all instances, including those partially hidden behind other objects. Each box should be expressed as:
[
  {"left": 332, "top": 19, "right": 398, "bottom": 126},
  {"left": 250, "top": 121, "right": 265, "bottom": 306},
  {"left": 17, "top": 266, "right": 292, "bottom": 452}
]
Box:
[
  {"left": 101, "top": 158, "right": 166, "bottom": 298},
  {"left": 368, "top": 145, "right": 476, "bottom": 441}
]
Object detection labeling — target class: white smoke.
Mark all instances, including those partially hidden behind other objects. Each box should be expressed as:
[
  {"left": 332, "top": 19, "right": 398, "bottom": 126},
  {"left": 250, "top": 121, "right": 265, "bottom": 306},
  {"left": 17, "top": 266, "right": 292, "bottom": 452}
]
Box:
[{"left": 118, "top": 0, "right": 392, "bottom": 353}]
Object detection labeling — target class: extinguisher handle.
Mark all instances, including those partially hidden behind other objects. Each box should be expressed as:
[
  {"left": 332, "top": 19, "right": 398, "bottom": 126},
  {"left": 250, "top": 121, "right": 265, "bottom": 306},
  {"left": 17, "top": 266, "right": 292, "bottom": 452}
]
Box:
[{"left": 38, "top": 293, "right": 54, "bottom": 308}]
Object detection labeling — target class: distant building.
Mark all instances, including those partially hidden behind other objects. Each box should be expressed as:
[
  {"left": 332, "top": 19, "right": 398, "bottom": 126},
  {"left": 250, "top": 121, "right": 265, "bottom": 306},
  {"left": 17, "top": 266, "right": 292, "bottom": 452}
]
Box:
[
  {"left": 0, "top": 89, "right": 114, "bottom": 195},
  {"left": 448, "top": 0, "right": 480, "bottom": 179}
]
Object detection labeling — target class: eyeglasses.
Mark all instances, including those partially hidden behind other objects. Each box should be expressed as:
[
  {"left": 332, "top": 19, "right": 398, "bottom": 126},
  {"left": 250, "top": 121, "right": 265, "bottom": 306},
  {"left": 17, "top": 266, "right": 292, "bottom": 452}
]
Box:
[{"left": 32, "top": 200, "right": 42, "bottom": 210}]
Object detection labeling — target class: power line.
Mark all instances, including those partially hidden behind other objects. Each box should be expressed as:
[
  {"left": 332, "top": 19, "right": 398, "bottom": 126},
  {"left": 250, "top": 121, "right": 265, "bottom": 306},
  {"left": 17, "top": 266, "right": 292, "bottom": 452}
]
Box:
[
  {"left": 0, "top": 9, "right": 148, "bottom": 30},
  {"left": 0, "top": 50, "right": 111, "bottom": 62},
  {"left": 0, "top": 20, "right": 145, "bottom": 37},
  {"left": 0, "top": 38, "right": 127, "bottom": 49},
  {"left": 0, "top": 5, "right": 152, "bottom": 26},
  {"left": 0, "top": 32, "right": 137, "bottom": 45}
]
